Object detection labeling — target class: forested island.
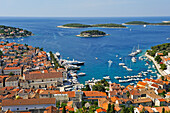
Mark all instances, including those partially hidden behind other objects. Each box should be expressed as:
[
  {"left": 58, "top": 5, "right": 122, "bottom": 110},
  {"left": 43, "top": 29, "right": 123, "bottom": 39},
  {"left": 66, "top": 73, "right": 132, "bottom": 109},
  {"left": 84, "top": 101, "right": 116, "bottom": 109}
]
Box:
[
  {"left": 57, "top": 23, "right": 126, "bottom": 28},
  {"left": 124, "top": 21, "right": 170, "bottom": 25},
  {"left": 76, "top": 30, "right": 109, "bottom": 37},
  {"left": 0, "top": 25, "right": 33, "bottom": 38}
]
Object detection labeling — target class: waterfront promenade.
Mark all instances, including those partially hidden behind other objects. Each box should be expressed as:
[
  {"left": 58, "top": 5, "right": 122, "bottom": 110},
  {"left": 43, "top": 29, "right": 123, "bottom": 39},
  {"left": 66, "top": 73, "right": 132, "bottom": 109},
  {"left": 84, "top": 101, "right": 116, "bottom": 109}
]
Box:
[{"left": 145, "top": 52, "right": 168, "bottom": 77}]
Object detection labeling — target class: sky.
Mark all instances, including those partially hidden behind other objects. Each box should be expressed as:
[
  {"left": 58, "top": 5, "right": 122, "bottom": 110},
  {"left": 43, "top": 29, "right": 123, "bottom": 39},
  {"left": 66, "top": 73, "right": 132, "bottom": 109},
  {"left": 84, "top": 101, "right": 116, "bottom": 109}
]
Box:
[{"left": 0, "top": 0, "right": 170, "bottom": 17}]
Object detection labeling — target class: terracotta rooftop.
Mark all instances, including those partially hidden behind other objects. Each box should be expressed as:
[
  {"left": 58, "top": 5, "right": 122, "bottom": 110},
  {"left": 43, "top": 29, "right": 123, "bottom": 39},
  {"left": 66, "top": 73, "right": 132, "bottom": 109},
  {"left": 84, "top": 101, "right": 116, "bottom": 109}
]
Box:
[
  {"left": 24, "top": 72, "right": 63, "bottom": 80},
  {"left": 4, "top": 67, "right": 21, "bottom": 70},
  {"left": 2, "top": 98, "right": 56, "bottom": 106},
  {"left": 83, "top": 91, "right": 107, "bottom": 97},
  {"left": 133, "top": 98, "right": 152, "bottom": 104}
]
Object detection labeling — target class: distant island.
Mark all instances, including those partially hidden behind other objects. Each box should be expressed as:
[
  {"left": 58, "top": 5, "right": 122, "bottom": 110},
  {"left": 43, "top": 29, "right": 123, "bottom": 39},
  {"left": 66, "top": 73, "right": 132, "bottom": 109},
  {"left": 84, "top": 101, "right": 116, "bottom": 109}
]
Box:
[
  {"left": 57, "top": 23, "right": 126, "bottom": 28},
  {"left": 0, "top": 25, "right": 33, "bottom": 38},
  {"left": 124, "top": 21, "right": 170, "bottom": 25},
  {"left": 76, "top": 30, "right": 109, "bottom": 37}
]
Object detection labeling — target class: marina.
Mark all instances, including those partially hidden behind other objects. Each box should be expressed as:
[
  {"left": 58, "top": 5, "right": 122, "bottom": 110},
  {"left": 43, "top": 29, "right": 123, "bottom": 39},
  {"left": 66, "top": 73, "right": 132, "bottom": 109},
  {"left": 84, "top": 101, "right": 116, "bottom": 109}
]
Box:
[{"left": 0, "top": 17, "right": 169, "bottom": 86}]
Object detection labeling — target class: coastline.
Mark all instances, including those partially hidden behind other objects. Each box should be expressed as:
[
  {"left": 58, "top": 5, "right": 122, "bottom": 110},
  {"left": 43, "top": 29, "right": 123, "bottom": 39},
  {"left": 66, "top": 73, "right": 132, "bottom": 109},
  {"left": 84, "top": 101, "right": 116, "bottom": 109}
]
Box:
[
  {"left": 0, "top": 34, "right": 34, "bottom": 39},
  {"left": 123, "top": 23, "right": 170, "bottom": 26},
  {"left": 145, "top": 52, "right": 168, "bottom": 77},
  {"left": 57, "top": 26, "right": 90, "bottom": 28},
  {"left": 76, "top": 34, "right": 110, "bottom": 37},
  {"left": 57, "top": 25, "right": 127, "bottom": 29}
]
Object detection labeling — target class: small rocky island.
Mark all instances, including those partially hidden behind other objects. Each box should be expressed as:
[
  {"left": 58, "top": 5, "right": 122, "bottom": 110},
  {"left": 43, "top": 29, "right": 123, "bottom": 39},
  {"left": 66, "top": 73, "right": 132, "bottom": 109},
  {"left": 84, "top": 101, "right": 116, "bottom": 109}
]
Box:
[
  {"left": 57, "top": 23, "right": 126, "bottom": 28},
  {"left": 76, "top": 30, "right": 109, "bottom": 37},
  {"left": 0, "top": 25, "right": 33, "bottom": 38},
  {"left": 124, "top": 21, "right": 170, "bottom": 25}
]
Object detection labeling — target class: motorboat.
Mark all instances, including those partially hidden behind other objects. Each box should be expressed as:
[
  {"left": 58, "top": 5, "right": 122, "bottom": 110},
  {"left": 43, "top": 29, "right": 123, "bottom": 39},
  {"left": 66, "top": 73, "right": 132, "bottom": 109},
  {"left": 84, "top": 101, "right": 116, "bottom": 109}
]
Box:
[
  {"left": 78, "top": 72, "right": 86, "bottom": 76},
  {"left": 131, "top": 57, "right": 136, "bottom": 62},
  {"left": 119, "top": 63, "right": 125, "bottom": 66},
  {"left": 56, "top": 52, "right": 60, "bottom": 57},
  {"left": 103, "top": 76, "right": 110, "bottom": 80},
  {"left": 136, "top": 44, "right": 142, "bottom": 53},
  {"left": 114, "top": 76, "right": 122, "bottom": 79},
  {"left": 127, "top": 68, "right": 132, "bottom": 71},
  {"left": 116, "top": 55, "right": 118, "bottom": 57}
]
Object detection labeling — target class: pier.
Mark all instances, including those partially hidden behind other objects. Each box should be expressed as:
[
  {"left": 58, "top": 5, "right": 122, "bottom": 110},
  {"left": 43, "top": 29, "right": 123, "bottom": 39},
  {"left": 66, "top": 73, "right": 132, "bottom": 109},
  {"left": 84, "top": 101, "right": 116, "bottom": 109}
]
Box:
[{"left": 145, "top": 52, "right": 167, "bottom": 77}]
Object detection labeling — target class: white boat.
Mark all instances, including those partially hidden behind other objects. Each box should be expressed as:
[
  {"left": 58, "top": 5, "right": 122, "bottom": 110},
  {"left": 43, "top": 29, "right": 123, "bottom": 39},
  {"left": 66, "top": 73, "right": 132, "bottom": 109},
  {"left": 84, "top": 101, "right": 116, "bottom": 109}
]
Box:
[
  {"left": 123, "top": 66, "right": 128, "bottom": 69},
  {"left": 119, "top": 63, "right": 125, "bottom": 66},
  {"left": 145, "top": 63, "right": 149, "bottom": 66},
  {"left": 66, "top": 64, "right": 80, "bottom": 70},
  {"left": 108, "top": 60, "right": 113, "bottom": 67},
  {"left": 127, "top": 68, "right": 132, "bottom": 71},
  {"left": 131, "top": 57, "right": 136, "bottom": 63},
  {"left": 144, "top": 25, "right": 147, "bottom": 28},
  {"left": 78, "top": 72, "right": 86, "bottom": 76},
  {"left": 139, "top": 56, "right": 143, "bottom": 60},
  {"left": 167, "top": 38, "right": 170, "bottom": 40},
  {"left": 130, "top": 83, "right": 134, "bottom": 85},
  {"left": 116, "top": 55, "right": 118, "bottom": 57},
  {"left": 56, "top": 52, "right": 60, "bottom": 57},
  {"left": 114, "top": 76, "right": 121, "bottom": 79},
  {"left": 129, "top": 46, "right": 138, "bottom": 56},
  {"left": 108, "top": 60, "right": 112, "bottom": 63},
  {"left": 148, "top": 65, "right": 151, "bottom": 69},
  {"left": 136, "top": 44, "right": 142, "bottom": 53},
  {"left": 62, "top": 59, "right": 84, "bottom": 66},
  {"left": 119, "top": 57, "right": 122, "bottom": 60},
  {"left": 103, "top": 76, "right": 110, "bottom": 80},
  {"left": 95, "top": 57, "right": 98, "bottom": 60}
]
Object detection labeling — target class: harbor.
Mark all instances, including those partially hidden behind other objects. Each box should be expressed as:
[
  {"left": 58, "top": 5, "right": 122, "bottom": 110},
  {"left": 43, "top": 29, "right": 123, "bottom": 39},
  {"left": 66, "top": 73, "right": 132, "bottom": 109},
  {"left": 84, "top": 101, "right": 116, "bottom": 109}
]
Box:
[{"left": 0, "top": 17, "right": 170, "bottom": 86}]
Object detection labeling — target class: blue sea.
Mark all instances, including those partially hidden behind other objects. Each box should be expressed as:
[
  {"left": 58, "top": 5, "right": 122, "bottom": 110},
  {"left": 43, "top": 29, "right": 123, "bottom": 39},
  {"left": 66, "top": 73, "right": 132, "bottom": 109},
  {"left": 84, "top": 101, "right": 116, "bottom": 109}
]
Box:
[{"left": 0, "top": 17, "right": 170, "bottom": 86}]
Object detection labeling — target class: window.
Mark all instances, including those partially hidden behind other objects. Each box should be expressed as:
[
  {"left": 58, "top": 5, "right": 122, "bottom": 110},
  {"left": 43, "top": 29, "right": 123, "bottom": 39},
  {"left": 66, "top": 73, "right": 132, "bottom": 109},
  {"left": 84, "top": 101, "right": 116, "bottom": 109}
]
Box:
[
  {"left": 17, "top": 108, "right": 19, "bottom": 110},
  {"left": 26, "top": 108, "right": 28, "bottom": 110}
]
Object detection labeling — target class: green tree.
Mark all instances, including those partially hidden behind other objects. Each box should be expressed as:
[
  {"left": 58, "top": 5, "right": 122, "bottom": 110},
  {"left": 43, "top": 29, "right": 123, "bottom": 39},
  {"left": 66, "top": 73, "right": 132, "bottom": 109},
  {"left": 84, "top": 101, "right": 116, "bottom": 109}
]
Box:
[
  {"left": 126, "top": 91, "right": 130, "bottom": 98},
  {"left": 40, "top": 48, "right": 43, "bottom": 51},
  {"left": 56, "top": 101, "right": 60, "bottom": 108},
  {"left": 9, "top": 72, "right": 14, "bottom": 76},
  {"left": 161, "top": 76, "right": 165, "bottom": 81},
  {"left": 163, "top": 51, "right": 168, "bottom": 56},
  {"left": 155, "top": 55, "right": 162, "bottom": 63},
  {"left": 110, "top": 104, "right": 115, "bottom": 113},
  {"left": 62, "top": 105, "right": 66, "bottom": 113},
  {"left": 107, "top": 103, "right": 111, "bottom": 113},
  {"left": 160, "top": 64, "right": 167, "bottom": 70},
  {"left": 94, "top": 101, "right": 98, "bottom": 106},
  {"left": 162, "top": 108, "right": 165, "bottom": 113}
]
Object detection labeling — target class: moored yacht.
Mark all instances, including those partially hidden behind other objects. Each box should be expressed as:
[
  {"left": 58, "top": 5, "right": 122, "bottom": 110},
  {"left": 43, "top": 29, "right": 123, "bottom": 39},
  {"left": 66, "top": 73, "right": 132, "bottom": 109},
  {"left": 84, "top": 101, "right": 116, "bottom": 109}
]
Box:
[
  {"left": 131, "top": 57, "right": 136, "bottom": 62},
  {"left": 78, "top": 72, "right": 86, "bottom": 76},
  {"left": 119, "top": 63, "right": 125, "bottom": 66},
  {"left": 103, "top": 76, "right": 110, "bottom": 80},
  {"left": 114, "top": 76, "right": 122, "bottom": 79}
]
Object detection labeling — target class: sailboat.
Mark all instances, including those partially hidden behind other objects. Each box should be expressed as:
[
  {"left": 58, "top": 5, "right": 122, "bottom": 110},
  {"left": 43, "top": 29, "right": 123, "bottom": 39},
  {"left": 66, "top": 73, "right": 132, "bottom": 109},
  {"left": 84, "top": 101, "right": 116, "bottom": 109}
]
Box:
[
  {"left": 126, "top": 62, "right": 132, "bottom": 71},
  {"left": 119, "top": 58, "right": 125, "bottom": 66},
  {"left": 131, "top": 57, "right": 136, "bottom": 63},
  {"left": 108, "top": 60, "right": 113, "bottom": 67},
  {"left": 136, "top": 44, "right": 142, "bottom": 53},
  {"left": 129, "top": 46, "right": 137, "bottom": 57}
]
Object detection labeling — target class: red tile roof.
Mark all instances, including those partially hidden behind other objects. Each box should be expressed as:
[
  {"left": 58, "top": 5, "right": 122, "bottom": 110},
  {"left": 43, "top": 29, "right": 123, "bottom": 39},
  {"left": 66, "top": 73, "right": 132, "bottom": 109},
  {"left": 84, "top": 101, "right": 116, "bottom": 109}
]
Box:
[
  {"left": 2, "top": 98, "right": 56, "bottom": 106},
  {"left": 24, "top": 72, "right": 63, "bottom": 80}
]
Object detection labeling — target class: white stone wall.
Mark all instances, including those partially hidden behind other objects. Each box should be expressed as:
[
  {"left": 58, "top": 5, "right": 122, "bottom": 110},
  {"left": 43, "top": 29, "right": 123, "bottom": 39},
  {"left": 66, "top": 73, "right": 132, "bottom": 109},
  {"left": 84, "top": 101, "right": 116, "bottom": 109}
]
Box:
[
  {"left": 5, "top": 81, "right": 18, "bottom": 87},
  {"left": 4, "top": 69, "right": 21, "bottom": 75}
]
